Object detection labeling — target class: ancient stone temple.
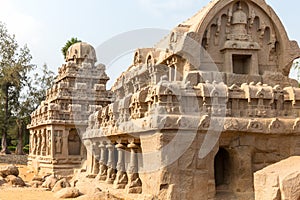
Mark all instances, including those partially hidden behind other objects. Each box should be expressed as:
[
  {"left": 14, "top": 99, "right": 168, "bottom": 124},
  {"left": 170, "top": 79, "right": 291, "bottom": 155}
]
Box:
[
  {"left": 27, "top": 42, "right": 112, "bottom": 175},
  {"left": 82, "top": 0, "right": 300, "bottom": 200},
  {"left": 27, "top": 0, "right": 300, "bottom": 199}
]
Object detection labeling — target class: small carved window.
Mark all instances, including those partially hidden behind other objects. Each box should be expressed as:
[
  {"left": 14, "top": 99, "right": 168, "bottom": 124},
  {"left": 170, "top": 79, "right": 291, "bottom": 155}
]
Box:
[{"left": 147, "top": 55, "right": 153, "bottom": 67}]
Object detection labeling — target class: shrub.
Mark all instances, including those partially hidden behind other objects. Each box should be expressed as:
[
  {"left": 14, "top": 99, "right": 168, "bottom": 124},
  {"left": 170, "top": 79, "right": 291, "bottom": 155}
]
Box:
[
  {"left": 8, "top": 146, "right": 16, "bottom": 152},
  {"left": 23, "top": 145, "right": 29, "bottom": 154}
]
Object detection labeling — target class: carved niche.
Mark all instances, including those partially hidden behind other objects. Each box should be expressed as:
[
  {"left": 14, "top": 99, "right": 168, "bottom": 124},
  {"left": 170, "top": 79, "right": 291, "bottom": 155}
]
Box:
[
  {"left": 201, "top": 1, "right": 279, "bottom": 75},
  {"left": 268, "top": 118, "right": 285, "bottom": 133}
]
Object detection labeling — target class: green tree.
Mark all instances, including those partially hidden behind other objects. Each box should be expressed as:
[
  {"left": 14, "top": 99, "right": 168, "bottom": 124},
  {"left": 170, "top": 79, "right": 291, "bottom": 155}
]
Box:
[
  {"left": 14, "top": 64, "right": 55, "bottom": 155},
  {"left": 0, "top": 22, "right": 34, "bottom": 154},
  {"left": 61, "top": 37, "right": 81, "bottom": 59}
]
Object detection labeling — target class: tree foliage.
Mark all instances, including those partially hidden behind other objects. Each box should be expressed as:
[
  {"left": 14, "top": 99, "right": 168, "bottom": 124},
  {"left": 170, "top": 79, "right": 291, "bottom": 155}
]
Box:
[
  {"left": 0, "top": 22, "right": 34, "bottom": 154},
  {"left": 61, "top": 37, "right": 81, "bottom": 59},
  {"left": 0, "top": 22, "right": 55, "bottom": 154},
  {"left": 14, "top": 64, "right": 55, "bottom": 154}
]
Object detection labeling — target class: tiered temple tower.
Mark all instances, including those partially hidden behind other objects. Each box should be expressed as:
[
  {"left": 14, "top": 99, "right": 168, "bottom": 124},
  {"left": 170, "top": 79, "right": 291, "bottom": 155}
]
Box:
[{"left": 27, "top": 42, "right": 112, "bottom": 175}]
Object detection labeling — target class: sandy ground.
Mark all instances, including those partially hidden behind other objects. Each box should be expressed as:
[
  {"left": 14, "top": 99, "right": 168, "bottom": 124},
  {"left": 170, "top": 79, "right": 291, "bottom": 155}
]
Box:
[
  {"left": 0, "top": 163, "right": 60, "bottom": 200},
  {"left": 0, "top": 187, "right": 60, "bottom": 200}
]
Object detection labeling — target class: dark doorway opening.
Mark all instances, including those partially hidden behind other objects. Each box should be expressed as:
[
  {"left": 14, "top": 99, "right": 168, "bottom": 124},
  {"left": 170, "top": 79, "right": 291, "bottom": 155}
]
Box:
[
  {"left": 232, "top": 55, "right": 252, "bottom": 74},
  {"left": 68, "top": 129, "right": 81, "bottom": 155},
  {"left": 214, "top": 148, "right": 231, "bottom": 189}
]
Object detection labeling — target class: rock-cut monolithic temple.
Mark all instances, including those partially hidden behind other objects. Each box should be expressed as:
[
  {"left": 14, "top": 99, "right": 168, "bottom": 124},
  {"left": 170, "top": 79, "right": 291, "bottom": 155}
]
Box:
[{"left": 28, "top": 0, "right": 300, "bottom": 199}]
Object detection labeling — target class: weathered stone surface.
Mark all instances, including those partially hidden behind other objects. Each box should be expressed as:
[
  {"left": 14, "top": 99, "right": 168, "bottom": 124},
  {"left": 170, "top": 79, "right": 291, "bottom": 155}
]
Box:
[
  {"left": 42, "top": 175, "right": 58, "bottom": 189},
  {"left": 0, "top": 165, "right": 19, "bottom": 178},
  {"left": 52, "top": 178, "right": 71, "bottom": 193},
  {"left": 5, "top": 175, "right": 25, "bottom": 187},
  {"left": 54, "top": 187, "right": 80, "bottom": 199},
  {"left": 0, "top": 176, "right": 7, "bottom": 186},
  {"left": 30, "top": 180, "right": 43, "bottom": 188},
  {"left": 32, "top": 175, "right": 44, "bottom": 182},
  {"left": 281, "top": 172, "right": 300, "bottom": 200},
  {"left": 75, "top": 181, "right": 101, "bottom": 195},
  {"left": 254, "top": 156, "right": 300, "bottom": 200}
]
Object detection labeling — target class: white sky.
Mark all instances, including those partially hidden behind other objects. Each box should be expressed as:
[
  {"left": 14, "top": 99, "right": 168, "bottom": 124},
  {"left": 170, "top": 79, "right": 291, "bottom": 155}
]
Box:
[{"left": 0, "top": 0, "right": 299, "bottom": 86}]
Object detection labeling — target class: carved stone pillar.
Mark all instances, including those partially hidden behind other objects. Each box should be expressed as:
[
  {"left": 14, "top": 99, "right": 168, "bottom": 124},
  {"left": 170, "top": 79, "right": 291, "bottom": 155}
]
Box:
[
  {"left": 126, "top": 141, "right": 142, "bottom": 194},
  {"left": 96, "top": 141, "right": 108, "bottom": 181},
  {"left": 113, "top": 142, "right": 128, "bottom": 189},
  {"left": 106, "top": 141, "right": 116, "bottom": 184},
  {"left": 30, "top": 131, "right": 35, "bottom": 155},
  {"left": 84, "top": 140, "right": 94, "bottom": 175},
  {"left": 92, "top": 142, "right": 100, "bottom": 175},
  {"left": 36, "top": 131, "right": 41, "bottom": 156}
]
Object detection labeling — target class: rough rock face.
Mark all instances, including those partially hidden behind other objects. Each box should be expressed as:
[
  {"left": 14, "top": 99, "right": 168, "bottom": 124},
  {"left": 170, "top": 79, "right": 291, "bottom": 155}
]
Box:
[
  {"left": 0, "top": 165, "right": 19, "bottom": 177},
  {"left": 42, "top": 175, "right": 58, "bottom": 190},
  {"left": 5, "top": 175, "right": 26, "bottom": 187},
  {"left": 0, "top": 165, "right": 26, "bottom": 188},
  {"left": 254, "top": 156, "right": 300, "bottom": 200},
  {"left": 30, "top": 180, "right": 43, "bottom": 188},
  {"left": 52, "top": 178, "right": 71, "bottom": 193},
  {"left": 54, "top": 187, "right": 80, "bottom": 199}
]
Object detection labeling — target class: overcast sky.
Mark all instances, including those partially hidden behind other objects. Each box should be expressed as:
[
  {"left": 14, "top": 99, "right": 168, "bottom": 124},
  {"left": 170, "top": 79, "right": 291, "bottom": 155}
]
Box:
[{"left": 0, "top": 0, "right": 299, "bottom": 86}]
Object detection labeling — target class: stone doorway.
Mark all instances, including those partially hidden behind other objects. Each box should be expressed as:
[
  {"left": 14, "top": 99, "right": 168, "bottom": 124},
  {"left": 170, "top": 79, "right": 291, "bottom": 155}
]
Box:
[
  {"left": 68, "top": 129, "right": 81, "bottom": 156},
  {"left": 214, "top": 148, "right": 232, "bottom": 194}
]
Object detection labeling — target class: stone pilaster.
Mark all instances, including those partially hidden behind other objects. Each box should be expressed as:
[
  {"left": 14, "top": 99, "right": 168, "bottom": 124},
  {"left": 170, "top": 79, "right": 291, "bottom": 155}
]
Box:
[
  {"left": 106, "top": 141, "right": 116, "bottom": 184},
  {"left": 96, "top": 141, "right": 108, "bottom": 181},
  {"left": 113, "top": 141, "right": 128, "bottom": 189},
  {"left": 126, "top": 141, "right": 142, "bottom": 194},
  {"left": 36, "top": 131, "right": 41, "bottom": 156},
  {"left": 92, "top": 142, "right": 100, "bottom": 176}
]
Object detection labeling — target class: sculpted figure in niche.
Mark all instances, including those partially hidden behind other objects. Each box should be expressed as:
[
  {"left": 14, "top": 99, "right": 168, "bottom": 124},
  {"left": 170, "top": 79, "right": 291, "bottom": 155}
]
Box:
[
  {"left": 46, "top": 130, "right": 51, "bottom": 156},
  {"left": 227, "top": 8, "right": 233, "bottom": 26},
  {"left": 249, "top": 9, "right": 256, "bottom": 29},
  {"left": 276, "top": 93, "right": 284, "bottom": 111},
  {"left": 55, "top": 132, "right": 63, "bottom": 154}
]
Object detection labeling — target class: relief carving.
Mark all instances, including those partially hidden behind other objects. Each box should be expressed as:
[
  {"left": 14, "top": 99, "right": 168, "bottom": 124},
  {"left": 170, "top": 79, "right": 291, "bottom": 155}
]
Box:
[{"left": 247, "top": 119, "right": 264, "bottom": 131}]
